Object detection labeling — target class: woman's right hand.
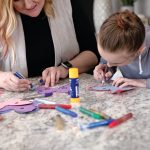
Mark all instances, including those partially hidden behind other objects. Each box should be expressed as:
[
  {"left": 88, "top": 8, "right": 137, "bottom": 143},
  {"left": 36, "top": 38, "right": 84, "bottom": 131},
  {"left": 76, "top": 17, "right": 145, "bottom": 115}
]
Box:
[
  {"left": 93, "top": 64, "right": 112, "bottom": 82},
  {"left": 0, "top": 71, "right": 30, "bottom": 92}
]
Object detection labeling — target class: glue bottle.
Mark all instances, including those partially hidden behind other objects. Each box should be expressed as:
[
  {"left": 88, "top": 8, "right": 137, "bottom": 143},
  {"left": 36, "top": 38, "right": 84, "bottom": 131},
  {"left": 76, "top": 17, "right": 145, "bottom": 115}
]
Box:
[{"left": 69, "top": 68, "right": 80, "bottom": 103}]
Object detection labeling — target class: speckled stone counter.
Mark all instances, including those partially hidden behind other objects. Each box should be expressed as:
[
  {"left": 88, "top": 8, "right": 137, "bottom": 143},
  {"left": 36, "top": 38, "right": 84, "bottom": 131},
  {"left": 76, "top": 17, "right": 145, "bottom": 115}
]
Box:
[{"left": 0, "top": 73, "right": 150, "bottom": 150}]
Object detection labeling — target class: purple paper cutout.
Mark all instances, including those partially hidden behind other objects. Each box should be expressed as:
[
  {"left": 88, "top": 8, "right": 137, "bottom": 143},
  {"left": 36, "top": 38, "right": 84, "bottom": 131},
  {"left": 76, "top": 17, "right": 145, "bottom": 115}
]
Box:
[
  {"left": 37, "top": 86, "right": 54, "bottom": 94},
  {"left": 36, "top": 84, "right": 69, "bottom": 94},
  {"left": 88, "top": 85, "right": 134, "bottom": 93},
  {"left": 0, "top": 104, "right": 37, "bottom": 114}
]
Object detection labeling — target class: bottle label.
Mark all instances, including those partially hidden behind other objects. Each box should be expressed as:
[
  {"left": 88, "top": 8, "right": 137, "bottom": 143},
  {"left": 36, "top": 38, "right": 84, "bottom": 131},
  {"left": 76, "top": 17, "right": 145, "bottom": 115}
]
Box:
[{"left": 69, "top": 78, "right": 79, "bottom": 98}]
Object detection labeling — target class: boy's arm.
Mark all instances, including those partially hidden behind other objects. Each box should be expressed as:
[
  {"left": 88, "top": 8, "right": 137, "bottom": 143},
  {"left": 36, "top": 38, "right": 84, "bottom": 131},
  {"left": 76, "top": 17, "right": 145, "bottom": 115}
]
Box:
[{"left": 146, "top": 79, "right": 150, "bottom": 88}]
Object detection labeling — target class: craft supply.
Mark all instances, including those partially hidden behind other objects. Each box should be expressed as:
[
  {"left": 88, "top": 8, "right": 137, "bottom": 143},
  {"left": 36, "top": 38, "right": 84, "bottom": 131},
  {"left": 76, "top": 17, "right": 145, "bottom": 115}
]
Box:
[
  {"left": 101, "top": 66, "right": 107, "bottom": 85},
  {"left": 80, "top": 119, "right": 113, "bottom": 130},
  {"left": 0, "top": 89, "right": 4, "bottom": 96},
  {"left": 79, "top": 107, "right": 102, "bottom": 119},
  {"left": 33, "top": 99, "right": 56, "bottom": 104},
  {"left": 0, "top": 104, "right": 37, "bottom": 114},
  {"left": 90, "top": 109, "right": 112, "bottom": 120},
  {"left": 0, "top": 115, "right": 4, "bottom": 121},
  {"left": 23, "top": 92, "right": 53, "bottom": 100},
  {"left": 14, "top": 72, "right": 35, "bottom": 90},
  {"left": 54, "top": 114, "right": 65, "bottom": 130},
  {"left": 37, "top": 84, "right": 69, "bottom": 94},
  {"left": 55, "top": 106, "right": 77, "bottom": 118},
  {"left": 0, "top": 99, "right": 32, "bottom": 109},
  {"left": 88, "top": 84, "right": 134, "bottom": 94},
  {"left": 69, "top": 68, "right": 80, "bottom": 103},
  {"left": 109, "top": 113, "right": 133, "bottom": 128},
  {"left": 56, "top": 84, "right": 70, "bottom": 93},
  {"left": 39, "top": 79, "right": 45, "bottom": 85},
  {"left": 39, "top": 104, "right": 72, "bottom": 109}
]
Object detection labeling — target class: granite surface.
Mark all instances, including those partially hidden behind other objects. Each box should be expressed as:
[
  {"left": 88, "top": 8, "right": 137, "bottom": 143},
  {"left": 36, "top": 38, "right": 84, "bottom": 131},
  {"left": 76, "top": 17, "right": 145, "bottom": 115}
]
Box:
[{"left": 0, "top": 73, "right": 150, "bottom": 150}]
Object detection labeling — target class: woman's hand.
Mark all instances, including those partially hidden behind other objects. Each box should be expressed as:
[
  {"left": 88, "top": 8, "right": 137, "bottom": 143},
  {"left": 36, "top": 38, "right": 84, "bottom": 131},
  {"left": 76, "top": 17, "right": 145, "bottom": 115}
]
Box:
[
  {"left": 0, "top": 72, "right": 30, "bottom": 91},
  {"left": 93, "top": 64, "right": 112, "bottom": 81},
  {"left": 112, "top": 77, "right": 146, "bottom": 88},
  {"left": 42, "top": 66, "right": 68, "bottom": 87}
]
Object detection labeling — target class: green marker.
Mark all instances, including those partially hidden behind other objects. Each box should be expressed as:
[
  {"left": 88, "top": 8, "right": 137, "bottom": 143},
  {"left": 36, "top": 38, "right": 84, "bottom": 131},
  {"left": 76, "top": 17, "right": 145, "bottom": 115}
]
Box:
[{"left": 79, "top": 107, "right": 102, "bottom": 119}]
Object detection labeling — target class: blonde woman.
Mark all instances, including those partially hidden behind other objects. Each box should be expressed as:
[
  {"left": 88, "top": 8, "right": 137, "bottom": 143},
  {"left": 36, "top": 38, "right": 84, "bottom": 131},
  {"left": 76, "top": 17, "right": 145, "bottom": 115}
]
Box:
[{"left": 0, "top": 0, "right": 99, "bottom": 91}]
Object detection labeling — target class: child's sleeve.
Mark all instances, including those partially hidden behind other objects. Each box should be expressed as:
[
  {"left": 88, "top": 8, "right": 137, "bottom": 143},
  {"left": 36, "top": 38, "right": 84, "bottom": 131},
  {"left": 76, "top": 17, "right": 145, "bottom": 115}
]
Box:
[
  {"left": 146, "top": 79, "right": 150, "bottom": 89},
  {"left": 100, "top": 57, "right": 107, "bottom": 64}
]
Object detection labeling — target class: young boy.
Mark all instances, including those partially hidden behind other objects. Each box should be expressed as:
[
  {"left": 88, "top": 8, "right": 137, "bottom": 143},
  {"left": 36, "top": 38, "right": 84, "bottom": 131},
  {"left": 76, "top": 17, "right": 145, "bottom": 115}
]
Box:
[{"left": 94, "top": 11, "right": 150, "bottom": 88}]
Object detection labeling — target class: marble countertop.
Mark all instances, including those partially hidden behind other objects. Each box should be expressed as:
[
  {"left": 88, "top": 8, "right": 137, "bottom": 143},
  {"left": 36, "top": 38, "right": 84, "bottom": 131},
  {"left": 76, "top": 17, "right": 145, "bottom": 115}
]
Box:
[{"left": 0, "top": 73, "right": 150, "bottom": 150}]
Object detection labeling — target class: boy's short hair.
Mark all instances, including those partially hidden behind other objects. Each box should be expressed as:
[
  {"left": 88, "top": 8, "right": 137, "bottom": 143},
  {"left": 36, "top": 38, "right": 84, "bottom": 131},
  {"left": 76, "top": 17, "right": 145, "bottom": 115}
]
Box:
[{"left": 98, "top": 11, "right": 145, "bottom": 53}]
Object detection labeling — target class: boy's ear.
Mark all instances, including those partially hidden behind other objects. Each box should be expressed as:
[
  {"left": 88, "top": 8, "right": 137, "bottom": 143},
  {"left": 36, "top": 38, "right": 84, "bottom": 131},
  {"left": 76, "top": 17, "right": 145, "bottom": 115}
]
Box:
[{"left": 139, "top": 45, "right": 145, "bottom": 54}]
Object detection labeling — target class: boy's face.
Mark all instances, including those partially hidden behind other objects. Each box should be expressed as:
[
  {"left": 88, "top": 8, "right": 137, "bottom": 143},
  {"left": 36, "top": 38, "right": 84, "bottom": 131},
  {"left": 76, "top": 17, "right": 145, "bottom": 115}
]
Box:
[{"left": 98, "top": 43, "right": 142, "bottom": 67}]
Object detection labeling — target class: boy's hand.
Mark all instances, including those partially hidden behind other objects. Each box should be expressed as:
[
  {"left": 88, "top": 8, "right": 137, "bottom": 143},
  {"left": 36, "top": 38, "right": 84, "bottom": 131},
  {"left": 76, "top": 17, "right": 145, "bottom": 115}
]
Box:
[
  {"left": 93, "top": 64, "right": 112, "bottom": 82},
  {"left": 112, "top": 77, "right": 146, "bottom": 88},
  {"left": 0, "top": 72, "right": 30, "bottom": 91}
]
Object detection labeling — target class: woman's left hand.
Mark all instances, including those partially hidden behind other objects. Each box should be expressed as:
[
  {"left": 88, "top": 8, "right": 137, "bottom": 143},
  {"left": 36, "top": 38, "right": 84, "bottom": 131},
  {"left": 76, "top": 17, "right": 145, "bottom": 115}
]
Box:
[
  {"left": 42, "top": 66, "right": 68, "bottom": 87},
  {"left": 112, "top": 77, "right": 146, "bottom": 88}
]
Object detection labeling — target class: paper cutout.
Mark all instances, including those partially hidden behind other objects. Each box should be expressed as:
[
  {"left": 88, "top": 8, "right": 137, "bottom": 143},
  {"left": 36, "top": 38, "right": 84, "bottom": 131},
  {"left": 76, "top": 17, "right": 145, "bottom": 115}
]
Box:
[
  {"left": 0, "top": 89, "right": 4, "bottom": 96},
  {"left": 0, "top": 99, "right": 32, "bottom": 109},
  {"left": 0, "top": 104, "right": 37, "bottom": 114},
  {"left": 36, "top": 84, "right": 69, "bottom": 94},
  {"left": 88, "top": 84, "right": 134, "bottom": 94}
]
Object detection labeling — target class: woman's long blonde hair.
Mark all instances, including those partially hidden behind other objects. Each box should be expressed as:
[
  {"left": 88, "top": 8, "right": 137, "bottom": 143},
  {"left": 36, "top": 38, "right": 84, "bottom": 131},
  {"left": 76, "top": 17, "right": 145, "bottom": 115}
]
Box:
[{"left": 0, "top": 0, "right": 53, "bottom": 60}]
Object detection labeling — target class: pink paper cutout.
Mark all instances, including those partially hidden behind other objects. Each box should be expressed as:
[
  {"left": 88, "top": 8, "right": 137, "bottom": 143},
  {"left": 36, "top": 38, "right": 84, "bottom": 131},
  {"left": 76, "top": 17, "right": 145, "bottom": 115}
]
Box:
[
  {"left": 0, "top": 89, "right": 4, "bottom": 95},
  {"left": 0, "top": 99, "right": 32, "bottom": 109}
]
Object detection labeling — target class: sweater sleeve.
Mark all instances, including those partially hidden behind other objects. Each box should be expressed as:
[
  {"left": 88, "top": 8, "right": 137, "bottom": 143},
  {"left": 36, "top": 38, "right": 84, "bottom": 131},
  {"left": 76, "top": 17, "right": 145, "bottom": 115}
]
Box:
[{"left": 146, "top": 79, "right": 150, "bottom": 88}]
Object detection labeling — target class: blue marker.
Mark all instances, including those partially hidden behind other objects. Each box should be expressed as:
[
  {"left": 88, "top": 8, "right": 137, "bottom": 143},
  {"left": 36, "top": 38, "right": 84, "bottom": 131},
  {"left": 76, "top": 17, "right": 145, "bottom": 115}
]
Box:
[
  {"left": 80, "top": 119, "right": 114, "bottom": 130},
  {"left": 14, "top": 71, "right": 35, "bottom": 90},
  {"left": 55, "top": 106, "right": 77, "bottom": 118},
  {"left": 14, "top": 72, "right": 25, "bottom": 79},
  {"left": 39, "top": 79, "right": 45, "bottom": 85}
]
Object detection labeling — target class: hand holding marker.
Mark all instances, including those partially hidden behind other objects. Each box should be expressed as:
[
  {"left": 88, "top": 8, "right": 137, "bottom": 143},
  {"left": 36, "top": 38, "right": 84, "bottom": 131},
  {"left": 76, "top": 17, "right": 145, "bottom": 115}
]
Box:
[
  {"left": 14, "top": 72, "right": 35, "bottom": 90},
  {"left": 102, "top": 65, "right": 112, "bottom": 85}
]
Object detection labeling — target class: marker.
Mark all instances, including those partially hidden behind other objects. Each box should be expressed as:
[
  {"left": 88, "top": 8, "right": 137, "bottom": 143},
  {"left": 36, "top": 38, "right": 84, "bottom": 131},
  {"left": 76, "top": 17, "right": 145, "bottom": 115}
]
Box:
[
  {"left": 80, "top": 119, "right": 114, "bottom": 130},
  {"left": 101, "top": 66, "right": 112, "bottom": 84},
  {"left": 39, "top": 104, "right": 72, "bottom": 109},
  {"left": 55, "top": 106, "right": 77, "bottom": 118},
  {"left": 79, "top": 107, "right": 102, "bottom": 119},
  {"left": 23, "top": 92, "right": 53, "bottom": 100},
  {"left": 109, "top": 113, "right": 133, "bottom": 128},
  {"left": 33, "top": 99, "right": 56, "bottom": 104},
  {"left": 14, "top": 72, "right": 35, "bottom": 90},
  {"left": 39, "top": 79, "right": 45, "bottom": 85},
  {"left": 90, "top": 109, "right": 112, "bottom": 120}
]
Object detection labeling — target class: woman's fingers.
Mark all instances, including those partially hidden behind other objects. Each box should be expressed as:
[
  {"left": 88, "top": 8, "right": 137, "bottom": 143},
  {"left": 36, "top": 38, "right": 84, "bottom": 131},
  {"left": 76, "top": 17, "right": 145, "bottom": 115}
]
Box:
[{"left": 42, "top": 67, "right": 61, "bottom": 87}]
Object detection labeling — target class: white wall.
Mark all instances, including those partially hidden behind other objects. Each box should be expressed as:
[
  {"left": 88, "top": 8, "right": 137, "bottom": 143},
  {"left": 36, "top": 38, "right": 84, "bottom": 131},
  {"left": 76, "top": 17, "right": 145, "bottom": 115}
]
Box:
[{"left": 112, "top": 0, "right": 150, "bottom": 17}]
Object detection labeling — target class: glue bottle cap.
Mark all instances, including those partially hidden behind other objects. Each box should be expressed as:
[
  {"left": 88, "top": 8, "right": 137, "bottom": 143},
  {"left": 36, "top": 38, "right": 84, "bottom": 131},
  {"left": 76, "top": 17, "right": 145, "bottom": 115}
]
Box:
[{"left": 69, "top": 68, "right": 79, "bottom": 78}]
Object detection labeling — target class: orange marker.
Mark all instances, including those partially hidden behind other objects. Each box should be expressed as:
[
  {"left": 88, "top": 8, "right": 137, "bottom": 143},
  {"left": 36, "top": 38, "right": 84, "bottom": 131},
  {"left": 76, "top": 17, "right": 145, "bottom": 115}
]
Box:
[{"left": 109, "top": 113, "right": 133, "bottom": 128}]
